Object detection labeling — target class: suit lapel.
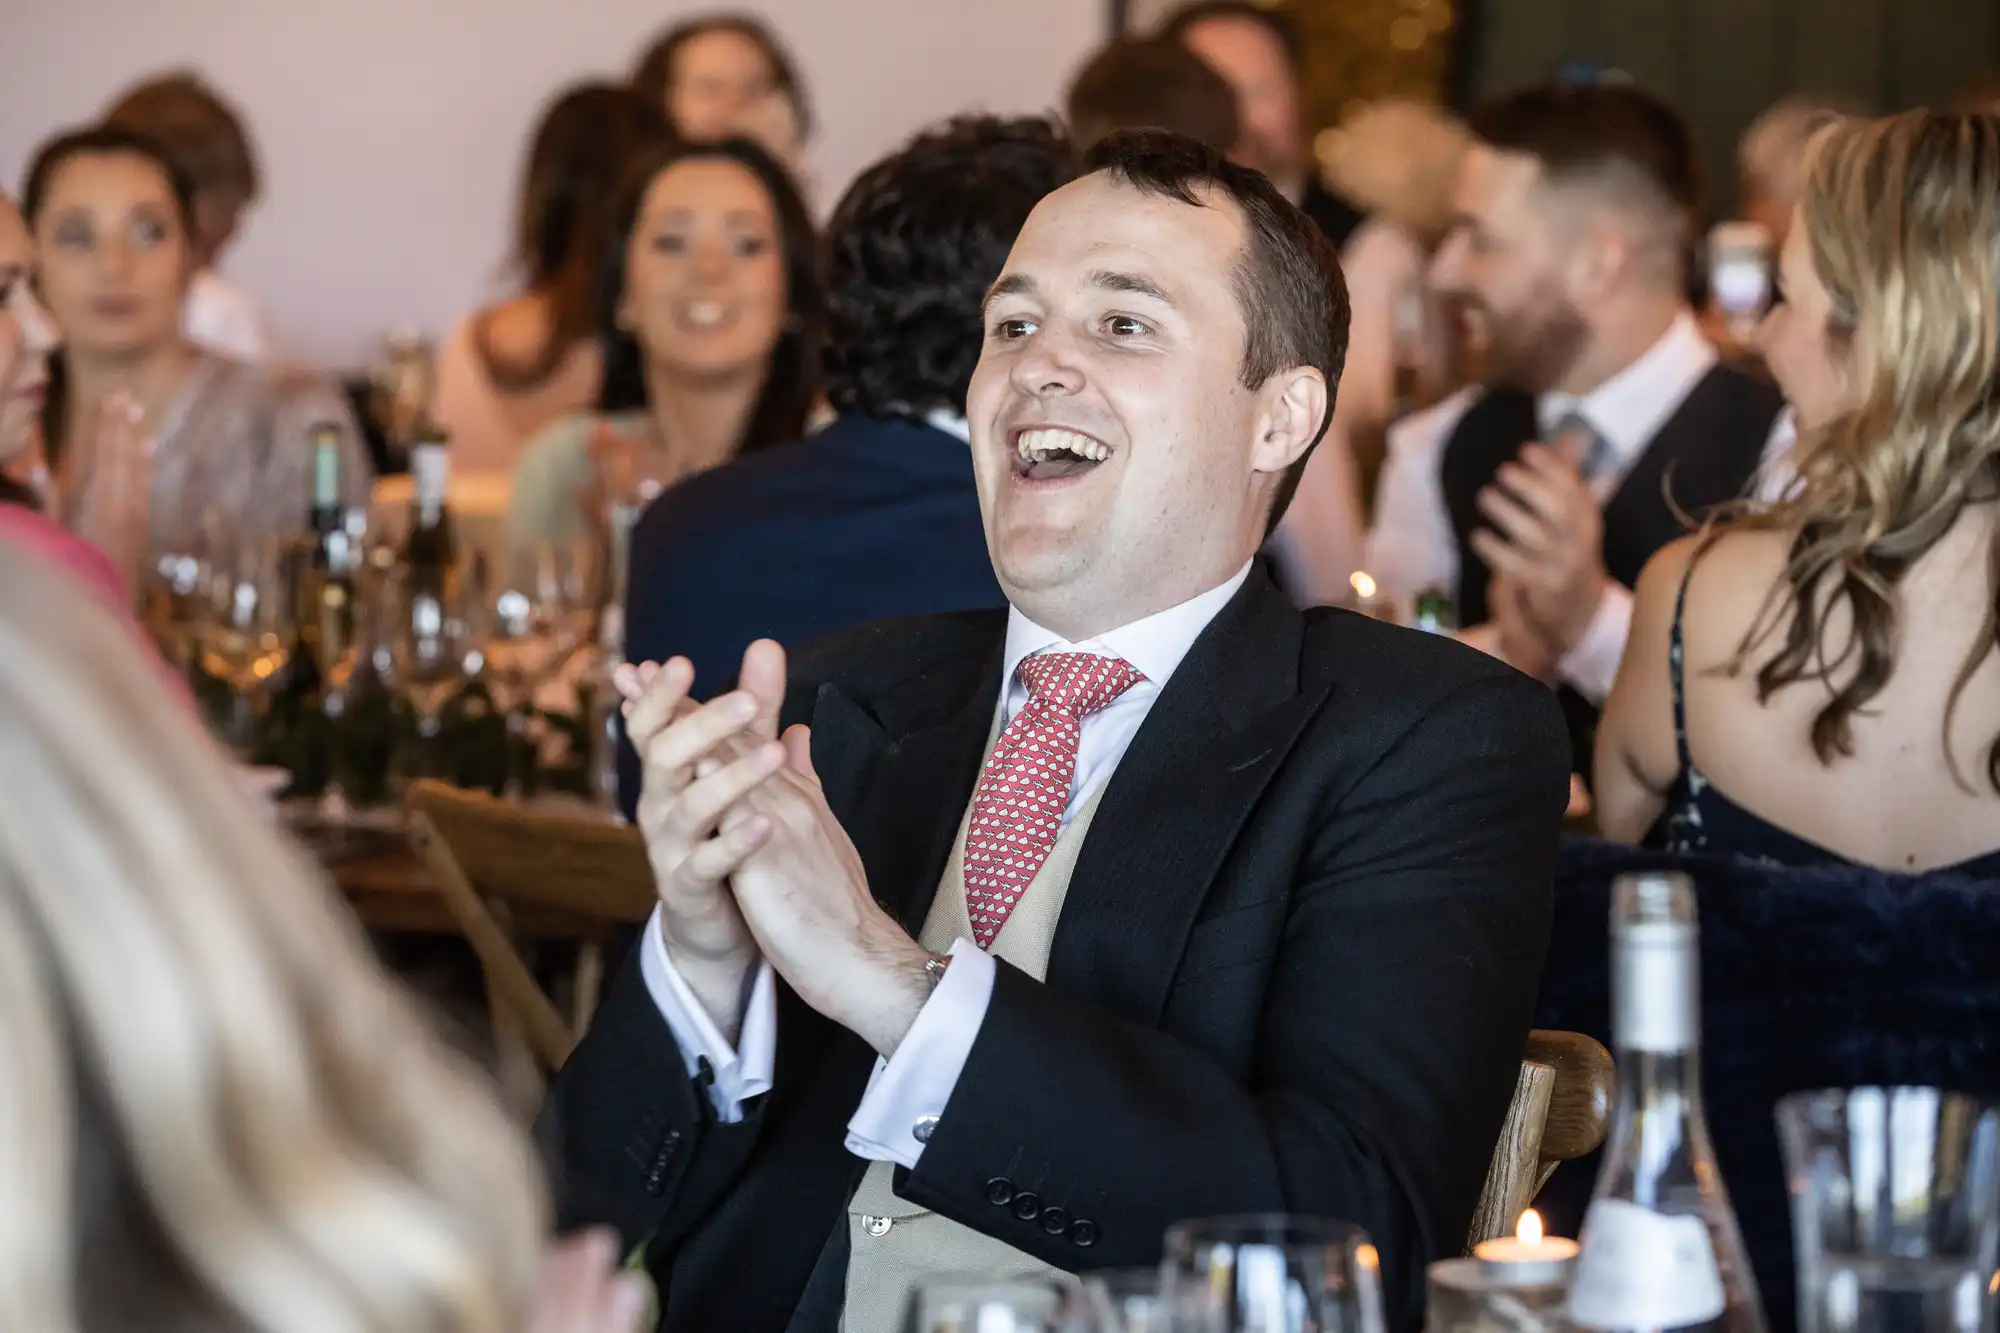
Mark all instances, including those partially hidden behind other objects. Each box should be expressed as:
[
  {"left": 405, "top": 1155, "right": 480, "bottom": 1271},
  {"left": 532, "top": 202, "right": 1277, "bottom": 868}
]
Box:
[
  {"left": 1050, "top": 568, "right": 1329, "bottom": 1026},
  {"left": 769, "top": 636, "right": 1002, "bottom": 1096},
  {"left": 809, "top": 644, "right": 1002, "bottom": 934}
]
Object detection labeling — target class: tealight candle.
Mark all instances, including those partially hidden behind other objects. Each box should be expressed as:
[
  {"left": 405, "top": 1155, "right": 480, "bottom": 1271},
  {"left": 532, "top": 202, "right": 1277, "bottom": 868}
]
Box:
[
  {"left": 1427, "top": 1213, "right": 1576, "bottom": 1332},
  {"left": 1472, "top": 1210, "right": 1580, "bottom": 1286},
  {"left": 1348, "top": 570, "right": 1384, "bottom": 619}
]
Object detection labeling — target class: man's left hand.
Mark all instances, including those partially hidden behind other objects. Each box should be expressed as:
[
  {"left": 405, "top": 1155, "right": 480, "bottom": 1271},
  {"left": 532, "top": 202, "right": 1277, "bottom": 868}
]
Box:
[
  {"left": 1469, "top": 442, "right": 1608, "bottom": 655},
  {"left": 724, "top": 642, "right": 936, "bottom": 1058}
]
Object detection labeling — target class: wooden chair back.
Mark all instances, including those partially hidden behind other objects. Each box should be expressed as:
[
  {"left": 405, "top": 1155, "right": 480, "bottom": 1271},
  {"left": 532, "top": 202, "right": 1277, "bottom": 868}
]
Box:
[
  {"left": 1468, "top": 1029, "right": 1616, "bottom": 1245},
  {"left": 403, "top": 780, "right": 654, "bottom": 1090}
]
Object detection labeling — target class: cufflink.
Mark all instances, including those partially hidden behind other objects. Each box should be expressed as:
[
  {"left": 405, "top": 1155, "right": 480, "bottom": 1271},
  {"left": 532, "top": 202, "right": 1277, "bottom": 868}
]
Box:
[
  {"left": 923, "top": 953, "right": 950, "bottom": 991},
  {"left": 912, "top": 1114, "right": 940, "bottom": 1144}
]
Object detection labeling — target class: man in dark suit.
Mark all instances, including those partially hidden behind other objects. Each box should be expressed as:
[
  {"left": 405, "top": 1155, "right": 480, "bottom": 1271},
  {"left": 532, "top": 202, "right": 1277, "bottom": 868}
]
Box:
[
  {"left": 1365, "top": 83, "right": 1788, "bottom": 777},
  {"left": 620, "top": 116, "right": 1074, "bottom": 709},
  {"left": 542, "top": 130, "right": 1570, "bottom": 1331}
]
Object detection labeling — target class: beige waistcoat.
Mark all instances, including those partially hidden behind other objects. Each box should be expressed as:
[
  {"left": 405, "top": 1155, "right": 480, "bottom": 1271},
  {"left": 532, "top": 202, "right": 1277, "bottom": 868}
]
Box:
[{"left": 838, "top": 779, "right": 1108, "bottom": 1332}]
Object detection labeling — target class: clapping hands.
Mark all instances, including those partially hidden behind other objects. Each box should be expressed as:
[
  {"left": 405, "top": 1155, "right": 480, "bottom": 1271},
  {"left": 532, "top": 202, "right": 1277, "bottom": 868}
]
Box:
[
  {"left": 616, "top": 640, "right": 932, "bottom": 1057},
  {"left": 64, "top": 391, "right": 153, "bottom": 588},
  {"left": 1467, "top": 437, "right": 1609, "bottom": 663}
]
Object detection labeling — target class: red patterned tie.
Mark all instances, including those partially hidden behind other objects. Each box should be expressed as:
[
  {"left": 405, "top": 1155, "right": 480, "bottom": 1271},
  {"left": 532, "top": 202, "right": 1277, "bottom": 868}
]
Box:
[{"left": 962, "top": 651, "right": 1144, "bottom": 950}]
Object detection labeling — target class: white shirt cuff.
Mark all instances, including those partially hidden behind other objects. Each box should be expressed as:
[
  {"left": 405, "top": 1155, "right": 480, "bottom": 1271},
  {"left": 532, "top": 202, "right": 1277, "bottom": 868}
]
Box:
[
  {"left": 843, "top": 938, "right": 996, "bottom": 1168},
  {"left": 1557, "top": 582, "right": 1634, "bottom": 706},
  {"left": 637, "top": 906, "right": 775, "bottom": 1123}
]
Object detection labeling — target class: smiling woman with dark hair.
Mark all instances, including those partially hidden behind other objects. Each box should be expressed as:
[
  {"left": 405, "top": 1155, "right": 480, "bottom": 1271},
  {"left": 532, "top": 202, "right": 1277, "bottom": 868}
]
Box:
[
  {"left": 432, "top": 82, "right": 674, "bottom": 475},
  {"left": 506, "top": 135, "right": 823, "bottom": 554},
  {"left": 612, "top": 114, "right": 1075, "bottom": 728}
]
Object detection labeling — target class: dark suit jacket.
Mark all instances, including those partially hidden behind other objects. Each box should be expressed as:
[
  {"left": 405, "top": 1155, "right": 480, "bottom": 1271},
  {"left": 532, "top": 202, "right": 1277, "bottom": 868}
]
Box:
[
  {"left": 619, "top": 412, "right": 1003, "bottom": 814},
  {"left": 541, "top": 569, "right": 1570, "bottom": 1331},
  {"left": 624, "top": 411, "right": 1002, "bottom": 691}
]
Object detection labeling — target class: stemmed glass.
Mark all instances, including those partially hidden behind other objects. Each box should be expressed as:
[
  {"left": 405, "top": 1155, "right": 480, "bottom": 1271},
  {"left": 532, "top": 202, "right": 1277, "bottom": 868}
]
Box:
[
  {"left": 191, "top": 534, "right": 293, "bottom": 758},
  {"left": 901, "top": 1275, "right": 1069, "bottom": 1333},
  {"left": 1162, "top": 1216, "right": 1386, "bottom": 1333},
  {"left": 391, "top": 569, "right": 465, "bottom": 780},
  {"left": 1057, "top": 1269, "right": 1170, "bottom": 1333}
]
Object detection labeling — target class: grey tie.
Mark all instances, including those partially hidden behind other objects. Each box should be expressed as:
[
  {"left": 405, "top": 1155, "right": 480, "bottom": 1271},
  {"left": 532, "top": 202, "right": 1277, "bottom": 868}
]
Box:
[{"left": 1551, "top": 411, "right": 1615, "bottom": 494}]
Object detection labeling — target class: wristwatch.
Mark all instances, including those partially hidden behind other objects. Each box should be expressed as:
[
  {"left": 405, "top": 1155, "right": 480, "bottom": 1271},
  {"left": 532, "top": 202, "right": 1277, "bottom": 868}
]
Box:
[{"left": 923, "top": 953, "right": 951, "bottom": 991}]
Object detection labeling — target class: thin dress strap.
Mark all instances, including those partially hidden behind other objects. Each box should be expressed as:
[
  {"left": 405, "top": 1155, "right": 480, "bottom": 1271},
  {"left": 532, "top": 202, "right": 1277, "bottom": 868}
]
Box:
[{"left": 1668, "top": 554, "right": 1697, "bottom": 782}]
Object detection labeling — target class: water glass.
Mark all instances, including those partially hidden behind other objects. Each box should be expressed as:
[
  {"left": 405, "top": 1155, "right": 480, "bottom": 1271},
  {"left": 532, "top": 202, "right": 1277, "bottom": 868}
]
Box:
[
  {"left": 901, "top": 1275, "right": 1069, "bottom": 1333},
  {"left": 1163, "top": 1215, "right": 1386, "bottom": 1333},
  {"left": 1777, "top": 1087, "right": 2000, "bottom": 1333},
  {"left": 1058, "top": 1268, "right": 1170, "bottom": 1332}
]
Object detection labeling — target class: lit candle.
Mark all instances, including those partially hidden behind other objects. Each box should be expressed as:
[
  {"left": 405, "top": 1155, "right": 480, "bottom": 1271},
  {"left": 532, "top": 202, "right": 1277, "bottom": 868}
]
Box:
[
  {"left": 1472, "top": 1210, "right": 1579, "bottom": 1286},
  {"left": 1348, "top": 570, "right": 1382, "bottom": 618}
]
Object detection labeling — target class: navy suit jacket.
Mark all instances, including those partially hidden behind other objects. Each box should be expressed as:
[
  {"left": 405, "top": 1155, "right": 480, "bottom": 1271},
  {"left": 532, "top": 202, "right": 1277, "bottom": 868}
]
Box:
[{"left": 619, "top": 413, "right": 1004, "bottom": 810}]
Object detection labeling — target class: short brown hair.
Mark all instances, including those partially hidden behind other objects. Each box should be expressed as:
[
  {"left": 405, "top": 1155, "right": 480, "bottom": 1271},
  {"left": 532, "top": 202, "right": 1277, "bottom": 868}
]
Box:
[
  {"left": 1158, "top": 0, "right": 1304, "bottom": 69},
  {"left": 1065, "top": 38, "right": 1239, "bottom": 153},
  {"left": 103, "top": 72, "right": 258, "bottom": 209},
  {"left": 1471, "top": 82, "right": 1703, "bottom": 275},
  {"left": 632, "top": 13, "right": 812, "bottom": 142},
  {"left": 1083, "top": 130, "right": 1349, "bottom": 534}
]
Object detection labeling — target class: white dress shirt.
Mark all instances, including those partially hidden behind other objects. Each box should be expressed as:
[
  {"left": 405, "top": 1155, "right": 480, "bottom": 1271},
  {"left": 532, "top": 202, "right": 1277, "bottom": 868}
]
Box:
[
  {"left": 1365, "top": 312, "right": 1790, "bottom": 703},
  {"left": 640, "top": 561, "right": 1256, "bottom": 1164}
]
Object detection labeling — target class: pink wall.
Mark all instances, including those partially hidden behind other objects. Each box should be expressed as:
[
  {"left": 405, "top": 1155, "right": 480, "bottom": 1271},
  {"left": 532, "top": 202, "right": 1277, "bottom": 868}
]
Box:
[{"left": 0, "top": 0, "right": 1105, "bottom": 369}]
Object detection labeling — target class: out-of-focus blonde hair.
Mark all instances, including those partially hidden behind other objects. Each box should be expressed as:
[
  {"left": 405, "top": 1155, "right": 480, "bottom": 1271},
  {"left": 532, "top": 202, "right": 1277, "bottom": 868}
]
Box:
[
  {"left": 0, "top": 553, "right": 546, "bottom": 1331},
  {"left": 1731, "top": 111, "right": 2000, "bottom": 787},
  {"left": 1322, "top": 99, "right": 1471, "bottom": 246}
]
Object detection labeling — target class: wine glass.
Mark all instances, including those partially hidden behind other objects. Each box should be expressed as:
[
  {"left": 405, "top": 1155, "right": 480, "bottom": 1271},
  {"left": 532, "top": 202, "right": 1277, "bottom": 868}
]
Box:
[
  {"left": 391, "top": 571, "right": 465, "bottom": 779},
  {"left": 1162, "top": 1216, "right": 1386, "bottom": 1333},
  {"left": 192, "top": 535, "right": 293, "bottom": 758},
  {"left": 1056, "top": 1269, "right": 1169, "bottom": 1333},
  {"left": 900, "top": 1275, "right": 1069, "bottom": 1333}
]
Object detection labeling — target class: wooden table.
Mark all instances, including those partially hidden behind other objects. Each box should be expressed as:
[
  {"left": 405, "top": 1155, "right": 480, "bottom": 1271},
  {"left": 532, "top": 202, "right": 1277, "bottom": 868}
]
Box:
[{"left": 333, "top": 843, "right": 627, "bottom": 942}]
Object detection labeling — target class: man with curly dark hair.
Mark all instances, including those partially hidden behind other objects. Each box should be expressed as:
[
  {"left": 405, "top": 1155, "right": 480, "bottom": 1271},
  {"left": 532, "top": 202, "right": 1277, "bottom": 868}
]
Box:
[{"left": 618, "top": 116, "right": 1077, "bottom": 793}]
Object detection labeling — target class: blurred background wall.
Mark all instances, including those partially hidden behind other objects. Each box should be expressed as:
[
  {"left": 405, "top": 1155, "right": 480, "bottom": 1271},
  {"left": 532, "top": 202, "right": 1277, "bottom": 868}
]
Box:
[{"left": 0, "top": 0, "right": 1103, "bottom": 367}]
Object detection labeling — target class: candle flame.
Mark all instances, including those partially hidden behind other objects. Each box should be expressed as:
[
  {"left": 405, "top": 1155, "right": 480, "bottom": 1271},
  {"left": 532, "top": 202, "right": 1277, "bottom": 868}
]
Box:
[
  {"left": 1517, "top": 1209, "right": 1543, "bottom": 1245},
  {"left": 1349, "top": 570, "right": 1378, "bottom": 600}
]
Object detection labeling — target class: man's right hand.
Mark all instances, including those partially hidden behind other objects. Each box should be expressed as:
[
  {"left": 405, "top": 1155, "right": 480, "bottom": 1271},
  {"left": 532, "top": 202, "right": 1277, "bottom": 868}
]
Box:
[{"left": 616, "top": 645, "right": 790, "bottom": 1032}]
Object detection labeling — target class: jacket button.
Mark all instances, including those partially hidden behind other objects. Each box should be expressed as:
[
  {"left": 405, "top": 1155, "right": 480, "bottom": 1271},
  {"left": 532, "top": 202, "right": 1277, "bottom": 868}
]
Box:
[
  {"left": 1010, "top": 1191, "right": 1042, "bottom": 1221},
  {"left": 1070, "top": 1219, "right": 1100, "bottom": 1248},
  {"left": 985, "top": 1177, "right": 1015, "bottom": 1207},
  {"left": 1038, "top": 1206, "right": 1071, "bottom": 1237}
]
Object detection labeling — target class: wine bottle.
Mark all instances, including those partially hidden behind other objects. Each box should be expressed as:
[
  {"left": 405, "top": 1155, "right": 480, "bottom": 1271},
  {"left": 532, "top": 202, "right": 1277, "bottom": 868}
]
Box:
[
  {"left": 308, "top": 422, "right": 344, "bottom": 546},
  {"left": 402, "top": 416, "right": 456, "bottom": 598},
  {"left": 1569, "top": 872, "right": 1766, "bottom": 1333}
]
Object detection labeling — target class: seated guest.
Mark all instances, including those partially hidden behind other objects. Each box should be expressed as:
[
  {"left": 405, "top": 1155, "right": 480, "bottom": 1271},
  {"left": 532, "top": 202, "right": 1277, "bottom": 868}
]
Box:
[
  {"left": 617, "top": 115, "right": 1070, "bottom": 806},
  {"left": 1367, "top": 83, "right": 1789, "bottom": 777},
  {"left": 0, "top": 562, "right": 648, "bottom": 1333},
  {"left": 507, "top": 137, "right": 822, "bottom": 552},
  {"left": 1064, "top": 37, "right": 1238, "bottom": 151},
  {"left": 542, "top": 130, "right": 1569, "bottom": 1330},
  {"left": 632, "top": 14, "right": 811, "bottom": 186},
  {"left": 1736, "top": 96, "right": 1864, "bottom": 258},
  {"left": 1162, "top": 0, "right": 1364, "bottom": 248},
  {"left": 1597, "top": 110, "right": 2000, "bottom": 873},
  {"left": 0, "top": 189, "right": 58, "bottom": 504},
  {"left": 23, "top": 126, "right": 371, "bottom": 567},
  {"left": 104, "top": 72, "right": 269, "bottom": 363},
  {"left": 0, "top": 184, "right": 173, "bottom": 642},
  {"left": 432, "top": 83, "right": 674, "bottom": 475},
  {"left": 1273, "top": 98, "right": 1473, "bottom": 606}
]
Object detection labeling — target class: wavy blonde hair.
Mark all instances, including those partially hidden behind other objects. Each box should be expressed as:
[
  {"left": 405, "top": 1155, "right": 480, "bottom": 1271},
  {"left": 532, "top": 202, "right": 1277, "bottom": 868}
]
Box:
[
  {"left": 0, "top": 556, "right": 546, "bottom": 1331},
  {"left": 1731, "top": 110, "right": 2000, "bottom": 787}
]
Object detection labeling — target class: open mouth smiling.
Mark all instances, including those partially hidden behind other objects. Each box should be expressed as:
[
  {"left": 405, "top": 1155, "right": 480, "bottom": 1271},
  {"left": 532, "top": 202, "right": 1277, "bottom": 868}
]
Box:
[{"left": 1011, "top": 426, "right": 1114, "bottom": 481}]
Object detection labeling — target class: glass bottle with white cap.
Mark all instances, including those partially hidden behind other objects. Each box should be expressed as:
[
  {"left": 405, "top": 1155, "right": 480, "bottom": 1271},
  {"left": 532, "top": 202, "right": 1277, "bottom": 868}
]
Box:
[{"left": 1569, "top": 872, "right": 1765, "bottom": 1333}]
